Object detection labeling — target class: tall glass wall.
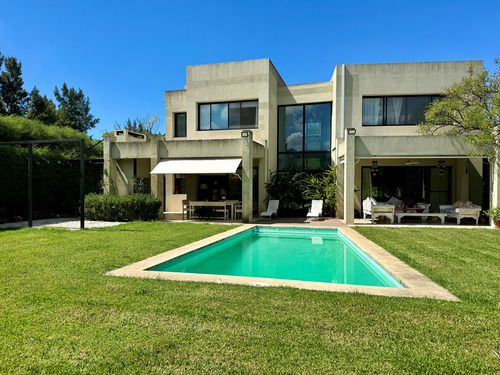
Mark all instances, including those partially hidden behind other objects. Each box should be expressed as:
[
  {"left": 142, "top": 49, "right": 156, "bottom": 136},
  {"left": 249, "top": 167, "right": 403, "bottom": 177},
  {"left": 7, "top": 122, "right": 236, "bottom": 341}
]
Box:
[{"left": 278, "top": 103, "right": 331, "bottom": 171}]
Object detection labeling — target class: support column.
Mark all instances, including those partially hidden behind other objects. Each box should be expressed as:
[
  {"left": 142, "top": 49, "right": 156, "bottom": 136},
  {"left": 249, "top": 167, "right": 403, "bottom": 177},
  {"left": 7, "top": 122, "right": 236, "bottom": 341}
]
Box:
[
  {"left": 103, "top": 135, "right": 117, "bottom": 194},
  {"left": 258, "top": 157, "right": 266, "bottom": 215},
  {"left": 242, "top": 131, "right": 254, "bottom": 223},
  {"left": 343, "top": 129, "right": 355, "bottom": 225},
  {"left": 491, "top": 157, "right": 500, "bottom": 227},
  {"left": 149, "top": 135, "right": 164, "bottom": 219}
]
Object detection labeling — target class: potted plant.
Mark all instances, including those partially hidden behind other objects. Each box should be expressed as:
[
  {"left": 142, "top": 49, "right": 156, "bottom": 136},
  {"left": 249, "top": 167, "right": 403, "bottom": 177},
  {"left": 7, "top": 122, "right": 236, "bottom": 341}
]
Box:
[{"left": 485, "top": 207, "right": 500, "bottom": 228}]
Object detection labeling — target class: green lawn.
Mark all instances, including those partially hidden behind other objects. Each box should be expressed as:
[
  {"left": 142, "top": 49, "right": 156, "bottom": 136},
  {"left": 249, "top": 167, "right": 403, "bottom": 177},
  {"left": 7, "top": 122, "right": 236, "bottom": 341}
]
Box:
[{"left": 0, "top": 222, "right": 499, "bottom": 374}]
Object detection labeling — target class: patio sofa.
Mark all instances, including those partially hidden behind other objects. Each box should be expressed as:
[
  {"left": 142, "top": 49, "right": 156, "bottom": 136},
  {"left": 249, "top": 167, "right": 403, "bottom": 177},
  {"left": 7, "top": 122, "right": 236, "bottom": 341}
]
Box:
[{"left": 439, "top": 202, "right": 482, "bottom": 225}]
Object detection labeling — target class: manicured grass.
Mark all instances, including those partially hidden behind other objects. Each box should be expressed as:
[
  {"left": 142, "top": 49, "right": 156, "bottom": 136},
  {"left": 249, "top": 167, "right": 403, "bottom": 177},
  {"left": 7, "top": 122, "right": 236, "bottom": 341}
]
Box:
[{"left": 0, "top": 222, "right": 499, "bottom": 374}]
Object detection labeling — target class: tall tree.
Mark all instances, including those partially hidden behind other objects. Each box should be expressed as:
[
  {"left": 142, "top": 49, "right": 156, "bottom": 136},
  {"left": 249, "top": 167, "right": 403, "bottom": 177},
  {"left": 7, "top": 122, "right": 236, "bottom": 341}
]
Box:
[
  {"left": 0, "top": 53, "right": 29, "bottom": 116},
  {"left": 54, "top": 83, "right": 99, "bottom": 132},
  {"left": 27, "top": 86, "right": 58, "bottom": 125},
  {"left": 418, "top": 62, "right": 500, "bottom": 161}
]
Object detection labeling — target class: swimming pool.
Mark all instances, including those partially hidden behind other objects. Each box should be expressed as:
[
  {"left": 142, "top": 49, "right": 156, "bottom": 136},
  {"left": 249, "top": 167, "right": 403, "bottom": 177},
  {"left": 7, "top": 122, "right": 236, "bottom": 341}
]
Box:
[
  {"left": 147, "top": 226, "right": 403, "bottom": 288},
  {"left": 108, "top": 224, "right": 458, "bottom": 300}
]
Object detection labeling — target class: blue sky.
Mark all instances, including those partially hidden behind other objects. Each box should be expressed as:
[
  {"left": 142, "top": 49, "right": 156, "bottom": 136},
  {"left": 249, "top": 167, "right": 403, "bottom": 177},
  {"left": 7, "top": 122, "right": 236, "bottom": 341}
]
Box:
[{"left": 1, "top": 0, "right": 499, "bottom": 139}]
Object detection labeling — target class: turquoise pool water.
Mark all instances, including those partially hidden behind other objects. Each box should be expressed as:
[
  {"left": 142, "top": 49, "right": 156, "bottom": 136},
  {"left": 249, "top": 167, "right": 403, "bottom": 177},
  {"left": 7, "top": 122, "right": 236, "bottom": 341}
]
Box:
[{"left": 148, "top": 227, "right": 404, "bottom": 288}]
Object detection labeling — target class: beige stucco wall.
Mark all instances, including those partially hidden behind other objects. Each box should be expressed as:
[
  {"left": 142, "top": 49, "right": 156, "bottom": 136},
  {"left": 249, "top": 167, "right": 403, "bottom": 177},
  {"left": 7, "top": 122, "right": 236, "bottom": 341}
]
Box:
[
  {"left": 335, "top": 60, "right": 483, "bottom": 139},
  {"left": 163, "top": 59, "right": 287, "bottom": 214},
  {"left": 165, "top": 59, "right": 279, "bottom": 147}
]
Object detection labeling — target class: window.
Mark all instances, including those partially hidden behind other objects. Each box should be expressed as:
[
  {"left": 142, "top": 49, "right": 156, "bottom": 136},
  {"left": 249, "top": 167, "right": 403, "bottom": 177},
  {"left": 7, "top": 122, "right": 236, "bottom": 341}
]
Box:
[
  {"left": 278, "top": 102, "right": 331, "bottom": 171},
  {"left": 198, "top": 101, "right": 258, "bottom": 130},
  {"left": 174, "top": 113, "right": 186, "bottom": 137},
  {"left": 174, "top": 174, "right": 186, "bottom": 194},
  {"left": 362, "top": 96, "right": 441, "bottom": 126}
]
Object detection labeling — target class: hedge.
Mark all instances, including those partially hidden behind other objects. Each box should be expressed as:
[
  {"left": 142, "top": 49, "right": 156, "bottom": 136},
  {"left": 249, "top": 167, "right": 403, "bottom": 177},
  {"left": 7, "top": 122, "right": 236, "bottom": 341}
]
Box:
[
  {"left": 84, "top": 194, "right": 162, "bottom": 222},
  {"left": 0, "top": 115, "right": 103, "bottom": 223},
  {"left": 0, "top": 146, "right": 102, "bottom": 223},
  {"left": 0, "top": 115, "right": 102, "bottom": 158}
]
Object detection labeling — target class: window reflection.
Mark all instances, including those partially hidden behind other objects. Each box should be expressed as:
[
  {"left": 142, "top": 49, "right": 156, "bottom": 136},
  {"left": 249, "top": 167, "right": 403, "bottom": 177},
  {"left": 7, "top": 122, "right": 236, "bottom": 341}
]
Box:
[
  {"left": 210, "top": 103, "right": 228, "bottom": 129},
  {"left": 363, "top": 95, "right": 440, "bottom": 126},
  {"left": 199, "top": 101, "right": 258, "bottom": 130},
  {"left": 278, "top": 102, "right": 331, "bottom": 171},
  {"left": 174, "top": 113, "right": 186, "bottom": 137}
]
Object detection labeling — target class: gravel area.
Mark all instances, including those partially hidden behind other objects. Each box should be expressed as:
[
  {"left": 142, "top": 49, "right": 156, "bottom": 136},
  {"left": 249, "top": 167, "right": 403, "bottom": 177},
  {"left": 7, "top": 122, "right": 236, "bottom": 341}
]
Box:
[{"left": 0, "top": 218, "right": 123, "bottom": 230}]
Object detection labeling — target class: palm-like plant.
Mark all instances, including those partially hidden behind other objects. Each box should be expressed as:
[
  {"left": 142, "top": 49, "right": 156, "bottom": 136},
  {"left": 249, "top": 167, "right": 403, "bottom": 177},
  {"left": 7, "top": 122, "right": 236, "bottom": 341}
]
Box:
[{"left": 302, "top": 165, "right": 338, "bottom": 217}]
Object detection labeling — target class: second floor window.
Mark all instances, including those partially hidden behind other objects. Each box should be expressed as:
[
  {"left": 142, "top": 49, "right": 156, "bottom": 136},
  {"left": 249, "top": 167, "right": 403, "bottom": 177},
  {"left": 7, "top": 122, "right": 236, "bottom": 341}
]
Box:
[
  {"left": 199, "top": 100, "right": 258, "bottom": 130},
  {"left": 362, "top": 95, "right": 441, "bottom": 126},
  {"left": 174, "top": 113, "right": 186, "bottom": 137}
]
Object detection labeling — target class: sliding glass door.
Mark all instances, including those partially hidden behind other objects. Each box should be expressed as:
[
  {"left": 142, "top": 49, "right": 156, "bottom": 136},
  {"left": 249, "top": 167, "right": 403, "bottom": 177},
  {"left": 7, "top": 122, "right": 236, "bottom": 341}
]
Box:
[{"left": 361, "top": 166, "right": 451, "bottom": 210}]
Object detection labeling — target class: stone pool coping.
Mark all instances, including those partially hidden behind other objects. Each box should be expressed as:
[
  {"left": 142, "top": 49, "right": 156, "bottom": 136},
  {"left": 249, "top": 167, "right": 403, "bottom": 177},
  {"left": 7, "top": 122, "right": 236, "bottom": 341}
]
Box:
[{"left": 106, "top": 224, "right": 459, "bottom": 301}]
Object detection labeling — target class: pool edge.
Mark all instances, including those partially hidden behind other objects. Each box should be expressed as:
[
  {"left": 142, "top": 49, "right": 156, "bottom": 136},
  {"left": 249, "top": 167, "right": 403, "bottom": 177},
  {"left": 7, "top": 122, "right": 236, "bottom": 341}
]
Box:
[{"left": 106, "top": 224, "right": 459, "bottom": 301}]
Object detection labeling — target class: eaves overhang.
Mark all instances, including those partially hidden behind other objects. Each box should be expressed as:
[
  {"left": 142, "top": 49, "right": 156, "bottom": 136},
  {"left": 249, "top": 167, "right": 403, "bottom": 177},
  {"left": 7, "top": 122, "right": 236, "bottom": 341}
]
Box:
[{"left": 353, "top": 135, "right": 479, "bottom": 158}]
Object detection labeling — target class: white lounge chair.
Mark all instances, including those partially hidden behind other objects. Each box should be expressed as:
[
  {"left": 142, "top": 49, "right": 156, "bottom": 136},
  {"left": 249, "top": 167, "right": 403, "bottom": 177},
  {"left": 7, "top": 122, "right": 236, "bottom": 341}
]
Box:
[
  {"left": 260, "top": 200, "right": 279, "bottom": 220},
  {"left": 306, "top": 200, "right": 323, "bottom": 220}
]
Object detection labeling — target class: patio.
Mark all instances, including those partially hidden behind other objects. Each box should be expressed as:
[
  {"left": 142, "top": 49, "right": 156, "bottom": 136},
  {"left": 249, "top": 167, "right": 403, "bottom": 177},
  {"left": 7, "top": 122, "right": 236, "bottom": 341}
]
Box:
[{"left": 165, "top": 216, "right": 492, "bottom": 229}]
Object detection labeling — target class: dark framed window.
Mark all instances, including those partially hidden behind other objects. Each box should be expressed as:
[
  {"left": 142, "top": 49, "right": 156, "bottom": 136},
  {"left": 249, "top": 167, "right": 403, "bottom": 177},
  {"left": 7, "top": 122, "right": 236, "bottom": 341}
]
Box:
[
  {"left": 174, "top": 174, "right": 186, "bottom": 194},
  {"left": 198, "top": 100, "right": 258, "bottom": 130},
  {"left": 362, "top": 95, "right": 441, "bottom": 126},
  {"left": 278, "top": 102, "right": 331, "bottom": 171},
  {"left": 174, "top": 113, "right": 186, "bottom": 137}
]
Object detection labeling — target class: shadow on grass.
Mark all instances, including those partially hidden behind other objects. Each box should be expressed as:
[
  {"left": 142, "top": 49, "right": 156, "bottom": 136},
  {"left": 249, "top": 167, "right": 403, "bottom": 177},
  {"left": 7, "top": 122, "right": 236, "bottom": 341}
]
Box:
[{"left": 0, "top": 227, "right": 25, "bottom": 232}]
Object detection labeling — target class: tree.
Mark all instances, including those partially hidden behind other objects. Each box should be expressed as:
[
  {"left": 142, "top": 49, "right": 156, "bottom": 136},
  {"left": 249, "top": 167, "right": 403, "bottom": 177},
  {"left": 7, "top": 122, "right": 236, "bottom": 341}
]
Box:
[
  {"left": 26, "top": 86, "right": 58, "bottom": 125},
  {"left": 54, "top": 83, "right": 99, "bottom": 132},
  {"left": 0, "top": 53, "right": 29, "bottom": 116},
  {"left": 115, "top": 114, "right": 160, "bottom": 138},
  {"left": 418, "top": 62, "right": 500, "bottom": 161}
]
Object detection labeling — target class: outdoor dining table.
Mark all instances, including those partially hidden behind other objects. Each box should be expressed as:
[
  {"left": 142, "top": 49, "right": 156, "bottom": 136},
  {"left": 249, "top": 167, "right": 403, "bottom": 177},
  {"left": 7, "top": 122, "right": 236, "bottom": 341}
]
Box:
[{"left": 187, "top": 200, "right": 241, "bottom": 220}]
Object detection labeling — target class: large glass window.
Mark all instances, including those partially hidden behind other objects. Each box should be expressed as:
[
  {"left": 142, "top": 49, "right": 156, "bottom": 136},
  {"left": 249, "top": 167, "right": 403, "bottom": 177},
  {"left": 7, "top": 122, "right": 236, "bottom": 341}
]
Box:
[
  {"left": 174, "top": 113, "right": 186, "bottom": 137},
  {"left": 362, "top": 95, "right": 441, "bottom": 126},
  {"left": 278, "top": 102, "right": 331, "bottom": 171},
  {"left": 199, "top": 100, "right": 258, "bottom": 130}
]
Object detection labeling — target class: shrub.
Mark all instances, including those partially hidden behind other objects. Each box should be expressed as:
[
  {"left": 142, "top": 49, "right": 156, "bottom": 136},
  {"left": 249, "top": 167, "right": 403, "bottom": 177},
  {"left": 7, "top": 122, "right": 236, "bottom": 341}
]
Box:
[
  {"left": 485, "top": 207, "right": 500, "bottom": 220},
  {"left": 84, "top": 193, "right": 161, "bottom": 221},
  {"left": 302, "top": 165, "right": 338, "bottom": 217},
  {"left": 264, "top": 167, "right": 304, "bottom": 216}
]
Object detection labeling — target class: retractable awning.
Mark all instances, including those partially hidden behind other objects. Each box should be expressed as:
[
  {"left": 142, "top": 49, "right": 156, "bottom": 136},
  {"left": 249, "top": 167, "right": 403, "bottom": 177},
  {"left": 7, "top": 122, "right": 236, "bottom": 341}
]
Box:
[{"left": 150, "top": 158, "right": 242, "bottom": 174}]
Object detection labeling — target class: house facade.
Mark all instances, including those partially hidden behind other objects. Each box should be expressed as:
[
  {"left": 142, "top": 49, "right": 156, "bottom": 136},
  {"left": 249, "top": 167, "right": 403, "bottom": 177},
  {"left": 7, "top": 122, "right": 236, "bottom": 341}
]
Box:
[{"left": 103, "top": 58, "right": 500, "bottom": 224}]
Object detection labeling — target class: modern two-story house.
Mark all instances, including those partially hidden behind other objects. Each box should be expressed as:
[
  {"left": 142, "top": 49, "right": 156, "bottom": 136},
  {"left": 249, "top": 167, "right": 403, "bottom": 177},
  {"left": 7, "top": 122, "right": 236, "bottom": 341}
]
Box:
[{"left": 103, "top": 58, "right": 500, "bottom": 225}]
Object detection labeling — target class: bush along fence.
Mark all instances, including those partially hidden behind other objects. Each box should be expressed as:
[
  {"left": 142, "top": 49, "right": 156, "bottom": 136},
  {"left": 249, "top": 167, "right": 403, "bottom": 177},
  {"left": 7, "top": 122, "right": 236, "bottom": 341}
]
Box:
[
  {"left": 84, "top": 193, "right": 162, "bottom": 222},
  {"left": 0, "top": 146, "right": 102, "bottom": 223}
]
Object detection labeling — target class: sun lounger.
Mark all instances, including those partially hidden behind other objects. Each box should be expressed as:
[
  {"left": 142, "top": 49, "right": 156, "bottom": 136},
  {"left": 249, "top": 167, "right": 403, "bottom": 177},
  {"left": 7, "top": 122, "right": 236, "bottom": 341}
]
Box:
[
  {"left": 260, "top": 200, "right": 279, "bottom": 220},
  {"left": 306, "top": 200, "right": 323, "bottom": 220}
]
